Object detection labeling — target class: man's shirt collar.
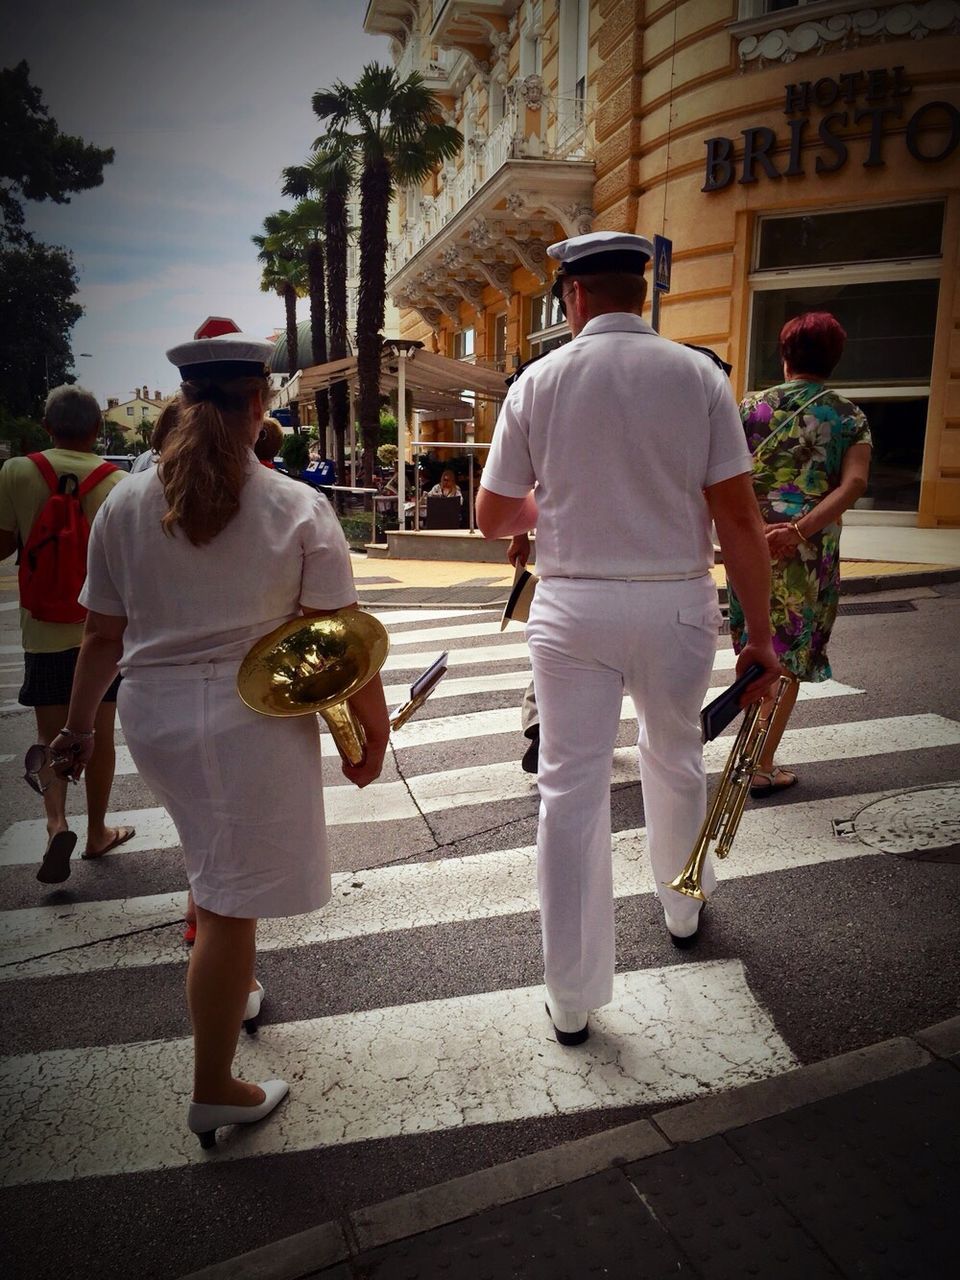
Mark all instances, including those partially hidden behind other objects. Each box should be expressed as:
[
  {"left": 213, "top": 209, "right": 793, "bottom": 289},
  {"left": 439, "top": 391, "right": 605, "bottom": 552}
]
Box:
[{"left": 578, "top": 313, "right": 656, "bottom": 338}]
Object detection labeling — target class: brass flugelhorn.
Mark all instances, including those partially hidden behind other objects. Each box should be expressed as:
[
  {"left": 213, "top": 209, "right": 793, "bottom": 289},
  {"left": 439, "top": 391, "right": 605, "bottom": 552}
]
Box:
[
  {"left": 665, "top": 675, "right": 794, "bottom": 901},
  {"left": 237, "top": 608, "right": 390, "bottom": 765}
]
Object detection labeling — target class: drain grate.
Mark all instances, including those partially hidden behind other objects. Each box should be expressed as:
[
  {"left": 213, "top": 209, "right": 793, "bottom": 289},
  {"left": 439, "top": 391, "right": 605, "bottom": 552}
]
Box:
[{"left": 837, "top": 600, "right": 917, "bottom": 615}]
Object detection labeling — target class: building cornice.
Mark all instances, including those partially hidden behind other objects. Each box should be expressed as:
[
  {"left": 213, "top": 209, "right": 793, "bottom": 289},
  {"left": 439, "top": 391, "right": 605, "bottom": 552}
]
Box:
[{"left": 732, "top": 0, "right": 960, "bottom": 70}]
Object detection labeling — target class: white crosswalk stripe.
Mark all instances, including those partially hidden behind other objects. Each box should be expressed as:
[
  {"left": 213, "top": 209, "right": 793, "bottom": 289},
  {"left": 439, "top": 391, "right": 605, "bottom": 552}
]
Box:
[
  {"left": 108, "top": 677, "right": 864, "bottom": 773},
  {"left": 0, "top": 789, "right": 895, "bottom": 980},
  {"left": 0, "top": 960, "right": 795, "bottom": 1185},
  {"left": 0, "top": 604, "right": 953, "bottom": 1194},
  {"left": 1, "top": 714, "right": 954, "bottom": 866}
]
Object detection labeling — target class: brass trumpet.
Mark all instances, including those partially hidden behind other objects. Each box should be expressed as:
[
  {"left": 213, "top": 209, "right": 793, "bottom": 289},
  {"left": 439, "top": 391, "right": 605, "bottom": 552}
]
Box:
[
  {"left": 666, "top": 675, "right": 794, "bottom": 900},
  {"left": 237, "top": 609, "right": 390, "bottom": 765}
]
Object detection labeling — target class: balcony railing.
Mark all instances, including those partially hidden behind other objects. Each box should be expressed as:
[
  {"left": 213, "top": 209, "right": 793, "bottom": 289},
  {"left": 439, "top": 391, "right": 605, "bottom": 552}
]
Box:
[
  {"left": 390, "top": 81, "right": 594, "bottom": 278},
  {"left": 395, "top": 33, "right": 452, "bottom": 87}
]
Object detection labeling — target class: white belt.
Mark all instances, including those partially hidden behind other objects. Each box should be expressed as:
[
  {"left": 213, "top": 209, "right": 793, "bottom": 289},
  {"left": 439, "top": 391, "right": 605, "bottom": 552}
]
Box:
[{"left": 545, "top": 569, "right": 711, "bottom": 583}]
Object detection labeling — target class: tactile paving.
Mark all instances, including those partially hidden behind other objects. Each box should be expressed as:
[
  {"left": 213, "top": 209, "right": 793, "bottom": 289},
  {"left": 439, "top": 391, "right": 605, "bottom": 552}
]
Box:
[
  {"left": 356, "top": 1168, "right": 695, "bottom": 1279},
  {"left": 624, "top": 1134, "right": 841, "bottom": 1278},
  {"left": 725, "top": 1061, "right": 960, "bottom": 1278}
]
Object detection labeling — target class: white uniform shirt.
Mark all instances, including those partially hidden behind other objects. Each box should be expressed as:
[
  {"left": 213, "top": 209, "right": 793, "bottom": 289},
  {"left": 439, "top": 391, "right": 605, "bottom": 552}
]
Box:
[
  {"left": 482, "top": 314, "right": 752, "bottom": 580},
  {"left": 80, "top": 462, "right": 357, "bottom": 670}
]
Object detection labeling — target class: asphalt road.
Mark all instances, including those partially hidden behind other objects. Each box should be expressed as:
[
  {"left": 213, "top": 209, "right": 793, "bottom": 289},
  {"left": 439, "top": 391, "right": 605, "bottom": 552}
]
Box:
[{"left": 1, "top": 579, "right": 958, "bottom": 1280}]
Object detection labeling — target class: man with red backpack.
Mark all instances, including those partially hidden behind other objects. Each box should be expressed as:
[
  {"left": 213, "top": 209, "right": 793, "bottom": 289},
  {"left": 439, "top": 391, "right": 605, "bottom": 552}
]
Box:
[{"left": 0, "top": 385, "right": 135, "bottom": 884}]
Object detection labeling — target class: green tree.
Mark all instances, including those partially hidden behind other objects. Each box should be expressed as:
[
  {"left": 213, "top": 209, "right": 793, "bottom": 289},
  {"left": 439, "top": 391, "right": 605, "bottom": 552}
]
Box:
[
  {"left": 0, "top": 240, "right": 81, "bottom": 417},
  {"left": 282, "top": 141, "right": 354, "bottom": 483},
  {"left": 312, "top": 64, "right": 461, "bottom": 484},
  {"left": 1, "top": 61, "right": 114, "bottom": 246},
  {"left": 0, "top": 64, "right": 114, "bottom": 420},
  {"left": 253, "top": 211, "right": 308, "bottom": 433},
  {"left": 280, "top": 431, "right": 310, "bottom": 476},
  {"left": 100, "top": 422, "right": 128, "bottom": 455},
  {"left": 0, "top": 406, "right": 47, "bottom": 455}
]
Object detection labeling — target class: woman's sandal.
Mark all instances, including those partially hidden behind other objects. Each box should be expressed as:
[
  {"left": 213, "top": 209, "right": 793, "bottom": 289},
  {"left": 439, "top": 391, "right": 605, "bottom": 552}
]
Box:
[{"left": 750, "top": 766, "right": 799, "bottom": 799}]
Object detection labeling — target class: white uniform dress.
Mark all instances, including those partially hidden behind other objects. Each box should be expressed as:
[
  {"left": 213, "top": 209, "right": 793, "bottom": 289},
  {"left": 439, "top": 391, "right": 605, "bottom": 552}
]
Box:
[
  {"left": 483, "top": 313, "right": 752, "bottom": 1012},
  {"left": 80, "top": 461, "right": 357, "bottom": 919}
]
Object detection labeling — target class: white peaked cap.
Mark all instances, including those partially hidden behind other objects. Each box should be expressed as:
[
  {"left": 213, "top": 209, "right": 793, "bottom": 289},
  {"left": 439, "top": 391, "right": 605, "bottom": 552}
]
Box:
[
  {"left": 547, "top": 230, "right": 654, "bottom": 275},
  {"left": 166, "top": 332, "right": 275, "bottom": 380}
]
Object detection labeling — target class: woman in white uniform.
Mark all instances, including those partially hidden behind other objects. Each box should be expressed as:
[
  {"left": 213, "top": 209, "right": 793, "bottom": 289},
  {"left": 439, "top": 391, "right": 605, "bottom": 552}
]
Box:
[{"left": 52, "top": 331, "right": 390, "bottom": 1148}]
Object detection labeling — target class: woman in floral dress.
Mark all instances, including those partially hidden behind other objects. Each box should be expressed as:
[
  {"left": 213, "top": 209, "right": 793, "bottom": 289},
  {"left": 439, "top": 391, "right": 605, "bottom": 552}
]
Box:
[{"left": 728, "top": 312, "right": 872, "bottom": 796}]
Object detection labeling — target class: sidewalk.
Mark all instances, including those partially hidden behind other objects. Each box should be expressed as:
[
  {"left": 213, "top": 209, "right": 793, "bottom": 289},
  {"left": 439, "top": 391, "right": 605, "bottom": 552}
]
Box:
[
  {"left": 351, "top": 524, "right": 960, "bottom": 608},
  {"left": 185, "top": 1016, "right": 960, "bottom": 1280}
]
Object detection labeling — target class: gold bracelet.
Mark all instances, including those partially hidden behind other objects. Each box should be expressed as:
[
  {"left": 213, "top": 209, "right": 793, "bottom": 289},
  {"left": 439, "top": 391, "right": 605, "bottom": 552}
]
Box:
[{"left": 790, "top": 521, "right": 813, "bottom": 547}]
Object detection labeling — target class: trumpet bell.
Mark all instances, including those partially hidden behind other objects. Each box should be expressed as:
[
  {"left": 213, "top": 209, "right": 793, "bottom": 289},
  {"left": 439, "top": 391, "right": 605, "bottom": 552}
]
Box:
[{"left": 237, "top": 610, "right": 389, "bottom": 718}]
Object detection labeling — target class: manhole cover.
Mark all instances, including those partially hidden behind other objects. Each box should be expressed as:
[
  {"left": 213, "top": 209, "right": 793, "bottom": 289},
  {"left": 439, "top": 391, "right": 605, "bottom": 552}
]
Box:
[{"left": 836, "top": 785, "right": 960, "bottom": 862}]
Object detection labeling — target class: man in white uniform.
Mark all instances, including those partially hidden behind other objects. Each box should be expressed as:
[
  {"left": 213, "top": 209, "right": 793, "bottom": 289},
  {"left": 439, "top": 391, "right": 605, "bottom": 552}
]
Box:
[{"left": 477, "top": 231, "right": 779, "bottom": 1045}]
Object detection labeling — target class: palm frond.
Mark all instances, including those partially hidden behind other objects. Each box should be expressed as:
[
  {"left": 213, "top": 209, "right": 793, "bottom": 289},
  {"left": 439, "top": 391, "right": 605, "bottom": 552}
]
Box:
[
  {"left": 312, "top": 83, "right": 353, "bottom": 129},
  {"left": 350, "top": 62, "right": 402, "bottom": 117},
  {"left": 281, "top": 164, "right": 312, "bottom": 200}
]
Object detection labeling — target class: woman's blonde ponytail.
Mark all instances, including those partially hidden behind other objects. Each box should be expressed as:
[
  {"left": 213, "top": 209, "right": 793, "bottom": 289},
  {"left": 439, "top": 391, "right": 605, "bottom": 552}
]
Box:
[{"left": 159, "top": 376, "right": 266, "bottom": 545}]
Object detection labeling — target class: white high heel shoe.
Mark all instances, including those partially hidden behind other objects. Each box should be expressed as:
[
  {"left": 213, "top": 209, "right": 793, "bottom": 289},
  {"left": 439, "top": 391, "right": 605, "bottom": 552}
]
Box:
[
  {"left": 187, "top": 1078, "right": 288, "bottom": 1150},
  {"left": 243, "top": 980, "right": 264, "bottom": 1035}
]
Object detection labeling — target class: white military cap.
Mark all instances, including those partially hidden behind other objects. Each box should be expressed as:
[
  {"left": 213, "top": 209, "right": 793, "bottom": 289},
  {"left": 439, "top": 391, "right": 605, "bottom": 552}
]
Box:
[
  {"left": 547, "top": 230, "right": 653, "bottom": 276},
  {"left": 166, "top": 332, "right": 274, "bottom": 381}
]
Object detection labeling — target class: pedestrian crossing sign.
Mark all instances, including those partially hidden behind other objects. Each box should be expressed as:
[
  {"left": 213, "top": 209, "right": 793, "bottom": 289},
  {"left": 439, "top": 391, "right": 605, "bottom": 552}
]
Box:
[{"left": 654, "top": 235, "right": 672, "bottom": 293}]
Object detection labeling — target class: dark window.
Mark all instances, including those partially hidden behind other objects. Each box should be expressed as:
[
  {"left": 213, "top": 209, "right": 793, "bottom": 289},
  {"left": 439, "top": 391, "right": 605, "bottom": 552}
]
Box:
[
  {"left": 852, "top": 397, "right": 926, "bottom": 512},
  {"left": 757, "top": 203, "right": 944, "bottom": 270},
  {"left": 749, "top": 278, "right": 940, "bottom": 387}
]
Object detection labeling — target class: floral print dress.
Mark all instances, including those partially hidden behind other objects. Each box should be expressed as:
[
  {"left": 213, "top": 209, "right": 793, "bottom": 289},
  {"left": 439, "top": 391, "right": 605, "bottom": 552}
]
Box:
[{"left": 728, "top": 380, "right": 872, "bottom": 682}]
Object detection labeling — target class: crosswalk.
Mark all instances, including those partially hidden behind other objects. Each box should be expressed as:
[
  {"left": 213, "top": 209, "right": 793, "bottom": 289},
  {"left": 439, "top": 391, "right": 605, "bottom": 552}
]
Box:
[{"left": 1, "top": 604, "right": 957, "bottom": 1194}]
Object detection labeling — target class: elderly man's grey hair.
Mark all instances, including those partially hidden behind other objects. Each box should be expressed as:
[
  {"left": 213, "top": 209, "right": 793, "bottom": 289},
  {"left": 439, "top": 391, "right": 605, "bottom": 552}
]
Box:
[{"left": 43, "top": 384, "right": 102, "bottom": 441}]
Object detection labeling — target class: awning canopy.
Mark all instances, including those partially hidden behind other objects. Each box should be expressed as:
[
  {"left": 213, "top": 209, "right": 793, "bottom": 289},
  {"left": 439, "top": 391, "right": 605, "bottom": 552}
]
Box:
[{"left": 296, "top": 341, "right": 508, "bottom": 414}]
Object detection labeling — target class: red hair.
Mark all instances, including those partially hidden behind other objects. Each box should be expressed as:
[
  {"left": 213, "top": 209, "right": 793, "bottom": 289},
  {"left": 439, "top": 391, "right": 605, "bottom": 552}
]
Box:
[{"left": 779, "top": 312, "right": 846, "bottom": 379}]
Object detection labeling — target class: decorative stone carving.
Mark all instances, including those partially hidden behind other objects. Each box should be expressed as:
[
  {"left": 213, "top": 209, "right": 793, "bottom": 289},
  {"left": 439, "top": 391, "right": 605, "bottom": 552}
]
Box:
[
  {"left": 504, "top": 234, "right": 550, "bottom": 284},
  {"left": 738, "top": 1, "right": 960, "bottom": 69},
  {"left": 564, "top": 202, "right": 594, "bottom": 236},
  {"left": 468, "top": 216, "right": 495, "bottom": 249},
  {"left": 519, "top": 74, "right": 545, "bottom": 108},
  {"left": 473, "top": 257, "right": 514, "bottom": 299},
  {"left": 410, "top": 304, "right": 444, "bottom": 332},
  {"left": 491, "top": 31, "right": 511, "bottom": 66},
  {"left": 504, "top": 191, "right": 527, "bottom": 216},
  {"left": 449, "top": 276, "right": 486, "bottom": 308},
  {"left": 427, "top": 292, "right": 463, "bottom": 322}
]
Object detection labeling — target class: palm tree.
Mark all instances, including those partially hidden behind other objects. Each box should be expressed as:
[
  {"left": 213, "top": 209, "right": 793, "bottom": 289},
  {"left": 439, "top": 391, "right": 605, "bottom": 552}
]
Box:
[
  {"left": 253, "top": 212, "right": 308, "bottom": 433},
  {"left": 313, "top": 64, "right": 461, "bottom": 484},
  {"left": 282, "top": 146, "right": 354, "bottom": 481},
  {"left": 286, "top": 198, "right": 330, "bottom": 443}
]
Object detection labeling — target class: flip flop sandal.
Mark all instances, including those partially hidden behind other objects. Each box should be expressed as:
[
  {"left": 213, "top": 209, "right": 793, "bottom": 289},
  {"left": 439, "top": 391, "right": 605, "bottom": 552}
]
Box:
[
  {"left": 37, "top": 831, "right": 78, "bottom": 884},
  {"left": 750, "top": 767, "right": 799, "bottom": 799},
  {"left": 81, "top": 826, "right": 136, "bottom": 859}
]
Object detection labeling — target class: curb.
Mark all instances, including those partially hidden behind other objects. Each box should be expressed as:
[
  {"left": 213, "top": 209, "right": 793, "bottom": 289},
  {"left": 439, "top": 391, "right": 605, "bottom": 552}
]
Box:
[{"left": 179, "top": 1015, "right": 960, "bottom": 1280}]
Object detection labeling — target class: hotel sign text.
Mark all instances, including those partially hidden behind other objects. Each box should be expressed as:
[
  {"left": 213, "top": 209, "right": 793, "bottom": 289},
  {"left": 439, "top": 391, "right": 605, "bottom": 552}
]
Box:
[{"left": 703, "top": 66, "right": 960, "bottom": 192}]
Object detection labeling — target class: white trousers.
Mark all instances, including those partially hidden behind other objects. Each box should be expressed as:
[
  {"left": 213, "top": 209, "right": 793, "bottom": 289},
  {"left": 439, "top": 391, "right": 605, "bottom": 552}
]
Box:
[{"left": 525, "top": 575, "right": 722, "bottom": 1011}]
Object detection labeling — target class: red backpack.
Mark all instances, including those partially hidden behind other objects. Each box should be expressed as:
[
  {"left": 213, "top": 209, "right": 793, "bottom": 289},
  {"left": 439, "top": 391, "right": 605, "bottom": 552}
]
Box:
[{"left": 18, "top": 453, "right": 117, "bottom": 624}]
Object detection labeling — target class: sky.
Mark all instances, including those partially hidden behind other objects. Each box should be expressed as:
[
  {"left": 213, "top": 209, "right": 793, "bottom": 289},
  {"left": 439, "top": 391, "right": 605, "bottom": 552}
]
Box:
[{"left": 10, "top": 0, "right": 390, "bottom": 406}]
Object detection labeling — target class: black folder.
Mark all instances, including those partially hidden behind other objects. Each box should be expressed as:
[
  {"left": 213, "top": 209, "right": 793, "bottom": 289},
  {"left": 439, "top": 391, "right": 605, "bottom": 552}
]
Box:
[{"left": 700, "top": 663, "right": 764, "bottom": 743}]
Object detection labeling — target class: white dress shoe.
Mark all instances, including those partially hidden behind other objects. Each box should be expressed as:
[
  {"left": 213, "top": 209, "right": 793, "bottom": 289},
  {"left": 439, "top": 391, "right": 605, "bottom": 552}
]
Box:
[
  {"left": 243, "top": 980, "right": 264, "bottom": 1034},
  {"left": 545, "top": 992, "right": 589, "bottom": 1046},
  {"left": 188, "top": 1078, "right": 288, "bottom": 1150},
  {"left": 664, "top": 902, "right": 703, "bottom": 949}
]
